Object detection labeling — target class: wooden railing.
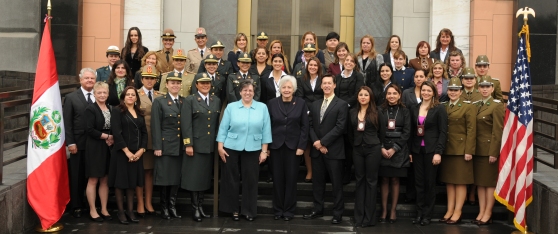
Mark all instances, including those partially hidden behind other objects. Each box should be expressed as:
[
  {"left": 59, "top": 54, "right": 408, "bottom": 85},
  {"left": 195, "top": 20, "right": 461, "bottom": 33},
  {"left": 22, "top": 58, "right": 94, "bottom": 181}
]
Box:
[{"left": 0, "top": 83, "right": 78, "bottom": 184}]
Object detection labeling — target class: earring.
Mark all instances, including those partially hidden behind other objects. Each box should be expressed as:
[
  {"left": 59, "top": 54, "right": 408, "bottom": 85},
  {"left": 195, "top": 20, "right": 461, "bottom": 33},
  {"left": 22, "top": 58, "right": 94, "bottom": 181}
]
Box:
[{"left": 134, "top": 101, "right": 137, "bottom": 105}]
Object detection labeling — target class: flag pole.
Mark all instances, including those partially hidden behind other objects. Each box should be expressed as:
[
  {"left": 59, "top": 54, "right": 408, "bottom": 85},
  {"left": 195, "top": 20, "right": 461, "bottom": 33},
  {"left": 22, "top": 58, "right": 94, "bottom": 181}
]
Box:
[
  {"left": 510, "top": 7, "right": 535, "bottom": 234},
  {"left": 33, "top": 1, "right": 63, "bottom": 232}
]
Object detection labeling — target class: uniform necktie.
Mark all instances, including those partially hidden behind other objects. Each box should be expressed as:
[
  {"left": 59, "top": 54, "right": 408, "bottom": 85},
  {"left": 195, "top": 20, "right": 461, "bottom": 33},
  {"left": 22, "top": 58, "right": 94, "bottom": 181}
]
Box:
[
  {"left": 320, "top": 98, "right": 328, "bottom": 123},
  {"left": 87, "top": 93, "right": 93, "bottom": 104},
  {"left": 174, "top": 98, "right": 179, "bottom": 108},
  {"left": 211, "top": 75, "right": 214, "bottom": 81},
  {"left": 165, "top": 51, "right": 170, "bottom": 62},
  {"left": 242, "top": 74, "right": 246, "bottom": 79},
  {"left": 450, "top": 103, "right": 454, "bottom": 109},
  {"left": 148, "top": 91, "right": 152, "bottom": 102},
  {"left": 205, "top": 97, "right": 209, "bottom": 106},
  {"left": 467, "top": 91, "right": 472, "bottom": 97},
  {"left": 200, "top": 49, "right": 204, "bottom": 58}
]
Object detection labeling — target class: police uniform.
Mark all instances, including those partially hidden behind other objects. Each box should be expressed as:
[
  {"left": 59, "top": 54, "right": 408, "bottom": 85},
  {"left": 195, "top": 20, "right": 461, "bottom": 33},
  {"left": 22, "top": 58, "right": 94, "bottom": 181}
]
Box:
[
  {"left": 185, "top": 28, "right": 210, "bottom": 74},
  {"left": 250, "top": 32, "right": 269, "bottom": 64},
  {"left": 138, "top": 65, "right": 162, "bottom": 170},
  {"left": 292, "top": 43, "right": 326, "bottom": 80},
  {"left": 191, "top": 55, "right": 227, "bottom": 102},
  {"left": 226, "top": 52, "right": 261, "bottom": 102},
  {"left": 197, "top": 41, "right": 234, "bottom": 77},
  {"left": 473, "top": 78, "right": 505, "bottom": 187},
  {"left": 440, "top": 79, "right": 476, "bottom": 185},
  {"left": 159, "top": 49, "right": 196, "bottom": 97},
  {"left": 96, "top": 45, "right": 120, "bottom": 82},
  {"left": 151, "top": 72, "right": 187, "bottom": 219},
  {"left": 460, "top": 89, "right": 482, "bottom": 103},
  {"left": 156, "top": 29, "right": 177, "bottom": 73},
  {"left": 473, "top": 55, "right": 502, "bottom": 100}
]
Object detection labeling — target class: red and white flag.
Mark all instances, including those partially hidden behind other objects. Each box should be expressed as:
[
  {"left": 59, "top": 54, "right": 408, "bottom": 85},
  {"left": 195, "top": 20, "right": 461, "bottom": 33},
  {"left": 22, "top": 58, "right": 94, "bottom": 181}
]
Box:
[
  {"left": 494, "top": 28, "right": 533, "bottom": 232},
  {"left": 27, "top": 22, "right": 70, "bottom": 229}
]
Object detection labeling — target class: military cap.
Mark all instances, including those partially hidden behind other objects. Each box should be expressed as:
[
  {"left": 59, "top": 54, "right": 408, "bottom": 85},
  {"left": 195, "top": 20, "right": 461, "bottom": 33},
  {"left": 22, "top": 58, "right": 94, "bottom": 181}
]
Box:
[
  {"left": 106, "top": 45, "right": 120, "bottom": 56},
  {"left": 210, "top": 40, "right": 225, "bottom": 49},
  {"left": 204, "top": 54, "right": 219, "bottom": 63},
  {"left": 237, "top": 52, "right": 252, "bottom": 63},
  {"left": 161, "top": 28, "right": 176, "bottom": 39},
  {"left": 166, "top": 71, "right": 183, "bottom": 82},
  {"left": 475, "top": 55, "right": 490, "bottom": 65},
  {"left": 256, "top": 31, "right": 269, "bottom": 40},
  {"left": 172, "top": 48, "right": 187, "bottom": 60},
  {"left": 478, "top": 75, "right": 493, "bottom": 86},
  {"left": 461, "top": 67, "right": 476, "bottom": 78},
  {"left": 195, "top": 27, "right": 207, "bottom": 37},
  {"left": 195, "top": 73, "right": 212, "bottom": 83},
  {"left": 302, "top": 43, "right": 317, "bottom": 52},
  {"left": 447, "top": 77, "right": 462, "bottom": 90},
  {"left": 141, "top": 65, "right": 158, "bottom": 78}
]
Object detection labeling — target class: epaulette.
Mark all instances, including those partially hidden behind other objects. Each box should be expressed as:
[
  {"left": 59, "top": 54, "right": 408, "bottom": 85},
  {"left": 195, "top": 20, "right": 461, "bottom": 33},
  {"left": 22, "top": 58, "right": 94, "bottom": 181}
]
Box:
[
  {"left": 493, "top": 99, "right": 501, "bottom": 103},
  {"left": 492, "top": 77, "right": 500, "bottom": 80},
  {"left": 162, "top": 71, "right": 171, "bottom": 75},
  {"left": 463, "top": 101, "right": 471, "bottom": 104},
  {"left": 156, "top": 49, "right": 162, "bottom": 52},
  {"left": 472, "top": 100, "right": 481, "bottom": 104}
]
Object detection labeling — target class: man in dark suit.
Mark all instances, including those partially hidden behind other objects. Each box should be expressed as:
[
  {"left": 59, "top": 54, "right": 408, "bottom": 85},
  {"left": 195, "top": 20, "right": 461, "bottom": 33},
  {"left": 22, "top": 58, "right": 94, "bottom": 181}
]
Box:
[
  {"left": 303, "top": 74, "right": 348, "bottom": 224},
  {"left": 96, "top": 46, "right": 120, "bottom": 82},
  {"left": 63, "top": 67, "right": 96, "bottom": 218}
]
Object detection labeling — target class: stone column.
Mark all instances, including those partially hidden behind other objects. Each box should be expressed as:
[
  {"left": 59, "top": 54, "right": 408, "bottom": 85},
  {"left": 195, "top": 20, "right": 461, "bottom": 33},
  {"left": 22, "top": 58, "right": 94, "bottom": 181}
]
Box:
[
  {"left": 392, "top": 0, "right": 430, "bottom": 59},
  {"left": 354, "top": 0, "right": 392, "bottom": 54},
  {"left": 162, "top": 0, "right": 201, "bottom": 51},
  {"left": 123, "top": 0, "right": 163, "bottom": 51},
  {"left": 340, "top": 0, "right": 355, "bottom": 52}
]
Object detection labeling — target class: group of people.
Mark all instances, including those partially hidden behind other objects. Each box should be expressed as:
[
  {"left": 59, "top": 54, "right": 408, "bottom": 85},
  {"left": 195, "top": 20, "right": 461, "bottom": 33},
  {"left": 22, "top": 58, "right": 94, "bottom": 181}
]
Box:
[{"left": 63, "top": 26, "right": 505, "bottom": 228}]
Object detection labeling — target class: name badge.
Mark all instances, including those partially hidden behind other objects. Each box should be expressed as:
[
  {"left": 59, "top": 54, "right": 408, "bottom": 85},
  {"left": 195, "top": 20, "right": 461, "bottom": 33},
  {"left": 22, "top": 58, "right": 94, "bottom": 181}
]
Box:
[
  {"left": 417, "top": 125, "right": 425, "bottom": 136},
  {"left": 357, "top": 120, "right": 365, "bottom": 132},
  {"left": 388, "top": 119, "right": 396, "bottom": 130}
]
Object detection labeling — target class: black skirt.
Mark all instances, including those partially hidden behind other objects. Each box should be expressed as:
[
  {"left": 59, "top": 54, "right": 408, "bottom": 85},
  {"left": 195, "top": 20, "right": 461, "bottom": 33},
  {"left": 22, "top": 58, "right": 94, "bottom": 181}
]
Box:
[
  {"left": 108, "top": 148, "right": 145, "bottom": 189},
  {"left": 84, "top": 129, "right": 111, "bottom": 178}
]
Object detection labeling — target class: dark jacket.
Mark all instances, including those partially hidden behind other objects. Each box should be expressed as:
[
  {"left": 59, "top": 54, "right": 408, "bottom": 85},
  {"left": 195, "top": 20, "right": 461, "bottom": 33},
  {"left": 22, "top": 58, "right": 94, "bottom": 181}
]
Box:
[
  {"left": 334, "top": 71, "right": 365, "bottom": 108},
  {"left": 293, "top": 50, "right": 325, "bottom": 70},
  {"left": 429, "top": 48, "right": 462, "bottom": 63},
  {"left": 295, "top": 76, "right": 324, "bottom": 108},
  {"left": 308, "top": 96, "right": 348, "bottom": 159},
  {"left": 267, "top": 96, "right": 309, "bottom": 150},
  {"left": 409, "top": 103, "right": 448, "bottom": 155},
  {"left": 123, "top": 46, "right": 149, "bottom": 75},
  {"left": 63, "top": 88, "right": 91, "bottom": 149},
  {"left": 111, "top": 106, "right": 147, "bottom": 152},
  {"left": 349, "top": 107, "right": 382, "bottom": 146},
  {"left": 378, "top": 105, "right": 411, "bottom": 168}
]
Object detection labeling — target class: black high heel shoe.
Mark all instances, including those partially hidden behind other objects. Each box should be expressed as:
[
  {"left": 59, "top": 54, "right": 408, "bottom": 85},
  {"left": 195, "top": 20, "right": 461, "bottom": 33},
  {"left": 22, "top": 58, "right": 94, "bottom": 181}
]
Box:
[
  {"left": 477, "top": 218, "right": 492, "bottom": 225},
  {"left": 125, "top": 211, "right": 139, "bottom": 223},
  {"left": 99, "top": 212, "right": 112, "bottom": 221},
  {"left": 117, "top": 211, "right": 129, "bottom": 225}
]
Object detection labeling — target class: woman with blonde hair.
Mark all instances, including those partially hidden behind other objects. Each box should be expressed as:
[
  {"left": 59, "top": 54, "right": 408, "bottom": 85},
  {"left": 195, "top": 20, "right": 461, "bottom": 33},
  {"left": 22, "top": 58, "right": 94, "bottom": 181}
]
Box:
[
  {"left": 134, "top": 51, "right": 163, "bottom": 90},
  {"left": 268, "top": 40, "right": 292, "bottom": 74},
  {"left": 427, "top": 60, "right": 449, "bottom": 102},
  {"left": 228, "top": 33, "right": 249, "bottom": 73},
  {"left": 357, "top": 35, "right": 384, "bottom": 88}
]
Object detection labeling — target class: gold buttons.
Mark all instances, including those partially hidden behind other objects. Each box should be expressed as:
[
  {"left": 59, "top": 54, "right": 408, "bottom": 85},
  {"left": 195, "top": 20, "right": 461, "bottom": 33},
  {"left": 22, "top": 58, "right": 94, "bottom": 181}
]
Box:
[
  {"left": 208, "top": 111, "right": 211, "bottom": 114},
  {"left": 177, "top": 134, "right": 180, "bottom": 137},
  {"left": 208, "top": 125, "right": 210, "bottom": 128},
  {"left": 208, "top": 118, "right": 211, "bottom": 120},
  {"left": 178, "top": 128, "right": 180, "bottom": 130},
  {"left": 208, "top": 132, "right": 211, "bottom": 135},
  {"left": 178, "top": 114, "right": 181, "bottom": 117},
  {"left": 178, "top": 121, "right": 180, "bottom": 124}
]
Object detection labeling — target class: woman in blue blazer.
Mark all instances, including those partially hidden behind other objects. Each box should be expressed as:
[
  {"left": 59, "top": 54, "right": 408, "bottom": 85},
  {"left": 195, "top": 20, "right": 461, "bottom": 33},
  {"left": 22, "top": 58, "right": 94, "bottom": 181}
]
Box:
[{"left": 217, "top": 80, "right": 272, "bottom": 222}]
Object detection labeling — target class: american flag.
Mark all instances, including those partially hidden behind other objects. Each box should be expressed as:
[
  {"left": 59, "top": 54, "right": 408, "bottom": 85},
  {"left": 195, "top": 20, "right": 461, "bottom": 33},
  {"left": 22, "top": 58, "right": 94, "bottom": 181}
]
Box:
[{"left": 494, "top": 33, "right": 533, "bottom": 233}]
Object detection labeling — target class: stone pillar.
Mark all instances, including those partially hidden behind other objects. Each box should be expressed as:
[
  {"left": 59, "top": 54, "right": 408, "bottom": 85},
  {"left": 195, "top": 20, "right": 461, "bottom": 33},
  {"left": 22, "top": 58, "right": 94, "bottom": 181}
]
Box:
[
  {"left": 470, "top": 0, "right": 514, "bottom": 91},
  {"left": 80, "top": 0, "right": 125, "bottom": 70},
  {"left": 392, "top": 0, "right": 430, "bottom": 59},
  {"left": 200, "top": 0, "right": 238, "bottom": 50},
  {"left": 163, "top": 0, "right": 201, "bottom": 51},
  {"left": 123, "top": 0, "right": 163, "bottom": 52},
  {"left": 430, "top": 0, "right": 470, "bottom": 62},
  {"left": 237, "top": 0, "right": 251, "bottom": 49},
  {"left": 354, "top": 0, "right": 392, "bottom": 54},
  {"left": 340, "top": 0, "right": 355, "bottom": 52}
]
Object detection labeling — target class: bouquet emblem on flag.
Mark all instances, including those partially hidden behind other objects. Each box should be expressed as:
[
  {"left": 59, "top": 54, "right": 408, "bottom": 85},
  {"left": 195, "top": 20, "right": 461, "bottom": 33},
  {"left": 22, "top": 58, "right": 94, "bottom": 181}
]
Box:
[{"left": 30, "top": 107, "right": 62, "bottom": 149}]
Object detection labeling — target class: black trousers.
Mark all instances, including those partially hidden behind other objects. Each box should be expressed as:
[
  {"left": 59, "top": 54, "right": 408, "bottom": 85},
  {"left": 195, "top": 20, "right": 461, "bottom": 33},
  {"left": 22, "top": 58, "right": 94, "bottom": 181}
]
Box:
[
  {"left": 270, "top": 145, "right": 299, "bottom": 217},
  {"left": 353, "top": 144, "right": 382, "bottom": 226},
  {"left": 219, "top": 148, "right": 260, "bottom": 217},
  {"left": 311, "top": 154, "right": 344, "bottom": 217},
  {"left": 413, "top": 147, "right": 438, "bottom": 219},
  {"left": 343, "top": 135, "right": 354, "bottom": 179},
  {"left": 69, "top": 150, "right": 86, "bottom": 209},
  {"left": 406, "top": 163, "right": 416, "bottom": 200}
]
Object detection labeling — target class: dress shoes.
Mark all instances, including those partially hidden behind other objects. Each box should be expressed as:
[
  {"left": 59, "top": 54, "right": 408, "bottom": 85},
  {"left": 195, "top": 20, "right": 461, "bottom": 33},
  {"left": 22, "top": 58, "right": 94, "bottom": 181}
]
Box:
[
  {"left": 89, "top": 214, "right": 103, "bottom": 222},
  {"left": 331, "top": 216, "right": 342, "bottom": 224},
  {"left": 439, "top": 217, "right": 449, "bottom": 223},
  {"left": 304, "top": 178, "right": 312, "bottom": 183},
  {"left": 378, "top": 218, "right": 386, "bottom": 223},
  {"left": 471, "top": 219, "right": 480, "bottom": 224},
  {"left": 302, "top": 211, "right": 323, "bottom": 219},
  {"left": 283, "top": 216, "right": 292, "bottom": 221},
  {"left": 117, "top": 211, "right": 129, "bottom": 225},
  {"left": 232, "top": 212, "right": 240, "bottom": 221},
  {"left": 477, "top": 218, "right": 492, "bottom": 225},
  {"left": 412, "top": 216, "right": 422, "bottom": 224},
  {"left": 389, "top": 219, "right": 397, "bottom": 224},
  {"left": 420, "top": 219, "right": 431, "bottom": 226},
  {"left": 266, "top": 177, "right": 273, "bottom": 183},
  {"left": 446, "top": 217, "right": 462, "bottom": 224},
  {"left": 72, "top": 209, "right": 82, "bottom": 218},
  {"left": 274, "top": 215, "right": 282, "bottom": 220},
  {"left": 244, "top": 215, "right": 255, "bottom": 221},
  {"left": 99, "top": 213, "right": 112, "bottom": 221},
  {"left": 125, "top": 211, "right": 139, "bottom": 223}
]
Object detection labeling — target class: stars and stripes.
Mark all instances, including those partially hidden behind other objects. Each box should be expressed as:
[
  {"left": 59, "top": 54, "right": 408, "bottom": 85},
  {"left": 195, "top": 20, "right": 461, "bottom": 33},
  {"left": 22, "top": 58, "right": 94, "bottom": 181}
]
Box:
[{"left": 494, "top": 33, "right": 534, "bottom": 233}]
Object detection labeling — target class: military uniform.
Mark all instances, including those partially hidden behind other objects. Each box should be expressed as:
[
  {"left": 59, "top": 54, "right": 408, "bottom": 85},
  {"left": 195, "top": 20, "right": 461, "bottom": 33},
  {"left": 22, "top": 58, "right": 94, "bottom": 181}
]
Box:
[
  {"left": 460, "top": 89, "right": 482, "bottom": 103},
  {"left": 473, "top": 97, "right": 504, "bottom": 187},
  {"left": 96, "top": 66, "right": 111, "bottom": 82},
  {"left": 138, "top": 87, "right": 161, "bottom": 170},
  {"left": 159, "top": 71, "right": 195, "bottom": 97},
  {"left": 475, "top": 76, "right": 502, "bottom": 100},
  {"left": 440, "top": 99, "right": 476, "bottom": 184},
  {"left": 191, "top": 72, "right": 226, "bottom": 102},
  {"left": 156, "top": 48, "right": 175, "bottom": 73},
  {"left": 180, "top": 92, "right": 221, "bottom": 191},
  {"left": 227, "top": 72, "right": 261, "bottom": 102},
  {"left": 197, "top": 59, "right": 233, "bottom": 77}
]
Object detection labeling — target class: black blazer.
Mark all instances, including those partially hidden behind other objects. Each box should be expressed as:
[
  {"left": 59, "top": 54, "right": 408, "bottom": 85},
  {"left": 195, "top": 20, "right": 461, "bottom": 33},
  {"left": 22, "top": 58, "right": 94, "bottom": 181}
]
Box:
[
  {"left": 111, "top": 106, "right": 147, "bottom": 152},
  {"left": 334, "top": 71, "right": 365, "bottom": 108},
  {"left": 123, "top": 46, "right": 149, "bottom": 75},
  {"left": 262, "top": 75, "right": 280, "bottom": 104},
  {"left": 63, "top": 88, "right": 91, "bottom": 148},
  {"left": 249, "top": 64, "right": 272, "bottom": 80},
  {"left": 107, "top": 83, "right": 121, "bottom": 106},
  {"left": 429, "top": 48, "right": 462, "bottom": 63},
  {"left": 292, "top": 50, "right": 326, "bottom": 70},
  {"left": 401, "top": 87, "right": 420, "bottom": 107},
  {"left": 267, "top": 96, "right": 309, "bottom": 150},
  {"left": 85, "top": 103, "right": 111, "bottom": 138},
  {"left": 408, "top": 103, "right": 447, "bottom": 155},
  {"left": 309, "top": 96, "right": 348, "bottom": 159},
  {"left": 295, "top": 76, "right": 323, "bottom": 108},
  {"left": 227, "top": 50, "right": 241, "bottom": 73},
  {"left": 349, "top": 108, "right": 382, "bottom": 146}
]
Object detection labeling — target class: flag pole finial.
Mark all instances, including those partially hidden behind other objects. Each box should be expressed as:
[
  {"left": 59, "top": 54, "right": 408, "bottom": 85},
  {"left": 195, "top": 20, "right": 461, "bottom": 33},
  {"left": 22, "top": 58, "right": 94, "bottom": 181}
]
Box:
[
  {"left": 516, "top": 7, "right": 535, "bottom": 25},
  {"left": 46, "top": 0, "right": 52, "bottom": 29}
]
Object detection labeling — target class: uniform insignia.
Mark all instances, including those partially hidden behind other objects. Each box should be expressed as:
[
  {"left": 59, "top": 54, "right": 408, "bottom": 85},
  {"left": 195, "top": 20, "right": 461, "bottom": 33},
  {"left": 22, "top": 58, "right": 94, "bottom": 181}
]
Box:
[
  {"left": 260, "top": 32, "right": 265, "bottom": 36},
  {"left": 198, "top": 28, "right": 203, "bottom": 34},
  {"left": 174, "top": 72, "right": 179, "bottom": 76},
  {"left": 203, "top": 73, "right": 208, "bottom": 78},
  {"left": 233, "top": 80, "right": 239, "bottom": 84},
  {"left": 306, "top": 44, "right": 312, "bottom": 48},
  {"left": 197, "top": 97, "right": 201, "bottom": 101},
  {"left": 463, "top": 101, "right": 471, "bottom": 103},
  {"left": 183, "top": 138, "right": 190, "bottom": 145},
  {"left": 458, "top": 104, "right": 461, "bottom": 107},
  {"left": 165, "top": 32, "right": 170, "bottom": 36},
  {"left": 147, "top": 66, "right": 153, "bottom": 73},
  {"left": 492, "top": 78, "right": 500, "bottom": 80},
  {"left": 493, "top": 99, "right": 501, "bottom": 103},
  {"left": 168, "top": 101, "right": 172, "bottom": 106},
  {"left": 297, "top": 70, "right": 301, "bottom": 75},
  {"left": 221, "top": 62, "right": 224, "bottom": 65},
  {"left": 244, "top": 53, "right": 248, "bottom": 58},
  {"left": 177, "top": 49, "right": 183, "bottom": 56},
  {"left": 210, "top": 97, "right": 213, "bottom": 101},
  {"left": 217, "top": 41, "right": 222, "bottom": 46}
]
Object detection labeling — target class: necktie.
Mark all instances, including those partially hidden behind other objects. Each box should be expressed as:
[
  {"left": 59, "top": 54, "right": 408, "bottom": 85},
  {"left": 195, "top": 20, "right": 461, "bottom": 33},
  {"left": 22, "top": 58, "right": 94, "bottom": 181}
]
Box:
[
  {"left": 467, "top": 91, "right": 472, "bottom": 97},
  {"left": 450, "top": 104, "right": 454, "bottom": 109},
  {"left": 87, "top": 93, "right": 93, "bottom": 104},
  {"left": 242, "top": 74, "right": 246, "bottom": 79},
  {"left": 165, "top": 51, "right": 170, "bottom": 62},
  {"left": 211, "top": 75, "right": 214, "bottom": 81},
  {"left": 178, "top": 72, "right": 182, "bottom": 77},
  {"left": 205, "top": 97, "right": 209, "bottom": 106},
  {"left": 320, "top": 98, "right": 328, "bottom": 123},
  {"left": 148, "top": 91, "right": 152, "bottom": 102},
  {"left": 200, "top": 50, "right": 204, "bottom": 58},
  {"left": 421, "top": 57, "right": 428, "bottom": 69},
  {"left": 174, "top": 98, "right": 179, "bottom": 108}
]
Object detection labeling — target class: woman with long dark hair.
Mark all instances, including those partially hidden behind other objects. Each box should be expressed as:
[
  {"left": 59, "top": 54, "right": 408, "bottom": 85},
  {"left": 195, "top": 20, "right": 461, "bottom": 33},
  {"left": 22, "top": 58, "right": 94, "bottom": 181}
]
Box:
[
  {"left": 107, "top": 60, "right": 134, "bottom": 106},
  {"left": 121, "top": 27, "right": 149, "bottom": 75},
  {"left": 328, "top": 42, "right": 349, "bottom": 76},
  {"left": 430, "top": 28, "right": 462, "bottom": 63},
  {"left": 350, "top": 86, "right": 383, "bottom": 227},
  {"left": 292, "top": 31, "right": 325, "bottom": 68},
  {"left": 408, "top": 41, "right": 434, "bottom": 72},
  {"left": 382, "top": 35, "right": 407, "bottom": 68},
  {"left": 372, "top": 63, "right": 396, "bottom": 106}
]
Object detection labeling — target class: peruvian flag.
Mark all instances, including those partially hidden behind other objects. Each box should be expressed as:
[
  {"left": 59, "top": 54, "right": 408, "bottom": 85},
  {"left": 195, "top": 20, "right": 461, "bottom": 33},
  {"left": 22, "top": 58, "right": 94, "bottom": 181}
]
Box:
[{"left": 27, "top": 22, "right": 70, "bottom": 229}]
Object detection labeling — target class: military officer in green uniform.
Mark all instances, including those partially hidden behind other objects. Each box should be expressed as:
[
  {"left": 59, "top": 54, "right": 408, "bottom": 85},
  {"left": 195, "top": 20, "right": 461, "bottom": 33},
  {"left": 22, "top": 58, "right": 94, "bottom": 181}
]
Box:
[
  {"left": 460, "top": 67, "right": 482, "bottom": 103},
  {"left": 227, "top": 52, "right": 261, "bottom": 102},
  {"left": 159, "top": 49, "right": 195, "bottom": 97},
  {"left": 156, "top": 28, "right": 177, "bottom": 73},
  {"left": 197, "top": 41, "right": 234, "bottom": 78},
  {"left": 191, "top": 54, "right": 226, "bottom": 102},
  {"left": 250, "top": 31, "right": 269, "bottom": 64},
  {"left": 439, "top": 77, "right": 477, "bottom": 224},
  {"left": 151, "top": 72, "right": 186, "bottom": 220},
  {"left": 472, "top": 75, "right": 504, "bottom": 225},
  {"left": 180, "top": 76, "right": 221, "bottom": 222},
  {"left": 474, "top": 55, "right": 502, "bottom": 100},
  {"left": 96, "top": 45, "right": 120, "bottom": 82}
]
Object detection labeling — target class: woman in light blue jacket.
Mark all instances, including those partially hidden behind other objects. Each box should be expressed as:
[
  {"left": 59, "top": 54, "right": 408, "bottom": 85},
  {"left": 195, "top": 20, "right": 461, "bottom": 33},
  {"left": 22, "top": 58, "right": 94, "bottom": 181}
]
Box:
[{"left": 217, "top": 79, "right": 272, "bottom": 222}]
